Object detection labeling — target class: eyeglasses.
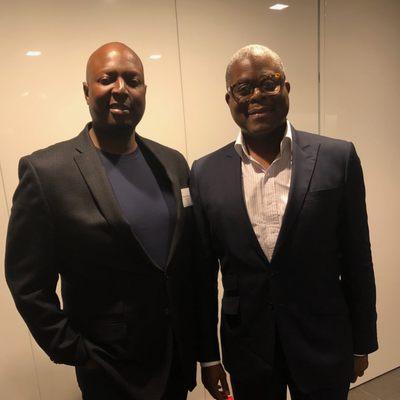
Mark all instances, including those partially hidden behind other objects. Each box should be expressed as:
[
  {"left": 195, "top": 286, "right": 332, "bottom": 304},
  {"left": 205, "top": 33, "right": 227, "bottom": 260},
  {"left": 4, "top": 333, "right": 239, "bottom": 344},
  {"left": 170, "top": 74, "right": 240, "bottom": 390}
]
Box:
[{"left": 228, "top": 73, "right": 285, "bottom": 103}]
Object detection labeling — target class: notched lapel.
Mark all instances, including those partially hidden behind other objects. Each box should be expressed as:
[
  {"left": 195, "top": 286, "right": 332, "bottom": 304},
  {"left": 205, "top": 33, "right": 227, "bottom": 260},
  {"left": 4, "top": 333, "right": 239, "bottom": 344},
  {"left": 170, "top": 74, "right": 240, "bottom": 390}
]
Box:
[
  {"left": 73, "top": 130, "right": 147, "bottom": 263},
  {"left": 136, "top": 137, "right": 183, "bottom": 269},
  {"left": 272, "top": 133, "right": 320, "bottom": 261}
]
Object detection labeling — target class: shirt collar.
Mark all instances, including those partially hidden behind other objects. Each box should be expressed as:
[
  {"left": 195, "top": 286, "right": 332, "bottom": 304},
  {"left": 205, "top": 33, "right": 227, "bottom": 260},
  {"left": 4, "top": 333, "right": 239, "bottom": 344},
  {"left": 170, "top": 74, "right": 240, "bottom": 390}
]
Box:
[{"left": 234, "top": 120, "right": 292, "bottom": 162}]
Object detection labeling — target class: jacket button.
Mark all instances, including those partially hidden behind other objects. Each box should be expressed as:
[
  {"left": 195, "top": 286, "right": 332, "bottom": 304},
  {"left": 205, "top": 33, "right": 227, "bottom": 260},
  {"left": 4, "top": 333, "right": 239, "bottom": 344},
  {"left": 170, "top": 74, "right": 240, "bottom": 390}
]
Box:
[{"left": 164, "top": 308, "right": 170, "bottom": 316}]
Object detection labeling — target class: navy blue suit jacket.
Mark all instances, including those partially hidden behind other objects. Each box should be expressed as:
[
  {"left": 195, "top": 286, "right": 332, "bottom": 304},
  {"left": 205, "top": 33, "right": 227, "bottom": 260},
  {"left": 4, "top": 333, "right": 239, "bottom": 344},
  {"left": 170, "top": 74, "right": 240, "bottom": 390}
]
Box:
[{"left": 190, "top": 126, "right": 377, "bottom": 391}]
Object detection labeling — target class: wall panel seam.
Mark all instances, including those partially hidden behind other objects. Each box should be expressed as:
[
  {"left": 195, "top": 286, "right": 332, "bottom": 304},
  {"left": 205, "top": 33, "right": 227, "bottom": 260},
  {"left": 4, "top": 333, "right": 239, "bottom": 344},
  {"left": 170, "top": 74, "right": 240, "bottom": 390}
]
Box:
[
  {"left": 173, "top": 0, "right": 189, "bottom": 160},
  {"left": 1, "top": 165, "right": 42, "bottom": 399},
  {"left": 318, "top": 0, "right": 327, "bottom": 135},
  {"left": 317, "top": 0, "right": 321, "bottom": 135},
  {"left": 28, "top": 335, "right": 43, "bottom": 400},
  {"left": 0, "top": 162, "right": 9, "bottom": 212}
]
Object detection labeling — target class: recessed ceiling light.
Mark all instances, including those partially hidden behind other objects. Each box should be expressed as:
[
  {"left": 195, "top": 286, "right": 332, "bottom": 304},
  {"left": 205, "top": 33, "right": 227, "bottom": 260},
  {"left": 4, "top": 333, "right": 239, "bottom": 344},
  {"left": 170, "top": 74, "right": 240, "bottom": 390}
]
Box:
[
  {"left": 149, "top": 54, "right": 162, "bottom": 60},
  {"left": 269, "top": 3, "right": 289, "bottom": 10},
  {"left": 26, "top": 51, "right": 42, "bottom": 57}
]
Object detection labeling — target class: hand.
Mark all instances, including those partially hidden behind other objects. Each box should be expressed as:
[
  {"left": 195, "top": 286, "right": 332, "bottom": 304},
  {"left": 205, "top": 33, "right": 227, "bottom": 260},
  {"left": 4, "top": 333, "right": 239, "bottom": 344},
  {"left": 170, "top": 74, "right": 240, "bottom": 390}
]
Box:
[
  {"left": 201, "top": 364, "right": 230, "bottom": 400},
  {"left": 351, "top": 355, "right": 369, "bottom": 383}
]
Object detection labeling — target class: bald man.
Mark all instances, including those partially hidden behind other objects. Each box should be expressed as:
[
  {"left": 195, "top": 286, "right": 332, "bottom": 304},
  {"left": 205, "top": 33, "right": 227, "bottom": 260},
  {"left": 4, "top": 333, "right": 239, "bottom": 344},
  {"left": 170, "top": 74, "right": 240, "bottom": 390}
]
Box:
[
  {"left": 191, "top": 45, "right": 377, "bottom": 400},
  {"left": 5, "top": 42, "right": 197, "bottom": 400}
]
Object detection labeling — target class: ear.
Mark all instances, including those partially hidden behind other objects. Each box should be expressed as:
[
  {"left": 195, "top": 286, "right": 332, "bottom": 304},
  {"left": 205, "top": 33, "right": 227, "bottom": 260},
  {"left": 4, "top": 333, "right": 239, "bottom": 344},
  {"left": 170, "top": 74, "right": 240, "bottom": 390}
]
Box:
[
  {"left": 83, "top": 82, "right": 89, "bottom": 104},
  {"left": 285, "top": 81, "right": 291, "bottom": 93},
  {"left": 225, "top": 92, "right": 230, "bottom": 104}
]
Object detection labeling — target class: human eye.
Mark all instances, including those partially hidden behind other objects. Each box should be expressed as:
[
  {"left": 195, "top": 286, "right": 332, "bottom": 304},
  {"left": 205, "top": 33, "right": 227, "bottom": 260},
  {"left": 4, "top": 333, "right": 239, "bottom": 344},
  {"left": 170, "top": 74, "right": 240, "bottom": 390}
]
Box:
[
  {"left": 123, "top": 72, "right": 143, "bottom": 88},
  {"left": 234, "top": 82, "right": 252, "bottom": 96},
  {"left": 260, "top": 79, "right": 277, "bottom": 91},
  {"left": 127, "top": 78, "right": 142, "bottom": 88},
  {"left": 98, "top": 75, "right": 112, "bottom": 85}
]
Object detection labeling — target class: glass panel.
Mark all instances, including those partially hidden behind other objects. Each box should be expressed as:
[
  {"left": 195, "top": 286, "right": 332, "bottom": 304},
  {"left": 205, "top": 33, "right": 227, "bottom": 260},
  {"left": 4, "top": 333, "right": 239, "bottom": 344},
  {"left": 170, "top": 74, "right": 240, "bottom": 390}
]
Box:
[
  {"left": 177, "top": 0, "right": 319, "bottom": 163},
  {"left": 321, "top": 0, "right": 400, "bottom": 384}
]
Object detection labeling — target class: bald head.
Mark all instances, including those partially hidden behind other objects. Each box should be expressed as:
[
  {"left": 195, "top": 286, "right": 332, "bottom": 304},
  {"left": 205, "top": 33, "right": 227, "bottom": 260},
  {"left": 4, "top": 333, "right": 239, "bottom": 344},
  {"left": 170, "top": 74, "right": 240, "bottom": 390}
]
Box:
[
  {"left": 83, "top": 42, "right": 147, "bottom": 133},
  {"left": 86, "top": 42, "right": 144, "bottom": 82},
  {"left": 225, "top": 44, "right": 284, "bottom": 87}
]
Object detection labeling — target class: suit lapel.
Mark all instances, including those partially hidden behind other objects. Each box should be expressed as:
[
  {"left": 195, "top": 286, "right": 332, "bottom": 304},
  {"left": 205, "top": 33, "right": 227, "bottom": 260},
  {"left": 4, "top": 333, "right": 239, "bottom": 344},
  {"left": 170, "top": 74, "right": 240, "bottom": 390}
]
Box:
[
  {"left": 225, "top": 146, "right": 270, "bottom": 265},
  {"left": 136, "top": 136, "right": 183, "bottom": 269},
  {"left": 73, "top": 126, "right": 151, "bottom": 265},
  {"left": 272, "top": 128, "right": 320, "bottom": 260}
]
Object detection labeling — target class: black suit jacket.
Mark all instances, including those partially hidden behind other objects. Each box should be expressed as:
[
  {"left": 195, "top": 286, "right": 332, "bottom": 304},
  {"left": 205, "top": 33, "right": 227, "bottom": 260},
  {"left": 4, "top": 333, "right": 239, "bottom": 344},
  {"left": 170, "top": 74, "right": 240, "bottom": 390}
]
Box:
[
  {"left": 190, "top": 127, "right": 377, "bottom": 392},
  {"left": 5, "top": 125, "right": 197, "bottom": 398}
]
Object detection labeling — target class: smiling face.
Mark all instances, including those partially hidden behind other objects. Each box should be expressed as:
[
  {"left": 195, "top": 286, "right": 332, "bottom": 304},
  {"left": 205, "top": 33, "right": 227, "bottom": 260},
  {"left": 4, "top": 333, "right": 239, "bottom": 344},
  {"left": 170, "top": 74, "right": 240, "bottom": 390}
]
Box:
[
  {"left": 226, "top": 54, "right": 290, "bottom": 139},
  {"left": 83, "top": 43, "right": 146, "bottom": 132}
]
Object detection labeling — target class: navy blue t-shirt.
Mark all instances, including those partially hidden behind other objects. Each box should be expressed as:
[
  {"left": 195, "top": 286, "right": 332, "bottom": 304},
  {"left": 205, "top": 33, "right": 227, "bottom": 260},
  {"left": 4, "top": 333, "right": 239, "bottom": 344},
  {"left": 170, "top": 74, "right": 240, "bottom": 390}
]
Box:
[{"left": 98, "top": 147, "right": 175, "bottom": 269}]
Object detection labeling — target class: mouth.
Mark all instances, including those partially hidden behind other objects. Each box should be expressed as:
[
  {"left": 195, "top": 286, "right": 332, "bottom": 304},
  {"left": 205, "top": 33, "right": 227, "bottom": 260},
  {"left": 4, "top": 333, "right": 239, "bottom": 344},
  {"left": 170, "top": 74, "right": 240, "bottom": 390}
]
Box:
[
  {"left": 247, "top": 106, "right": 274, "bottom": 118},
  {"left": 109, "top": 103, "right": 131, "bottom": 115}
]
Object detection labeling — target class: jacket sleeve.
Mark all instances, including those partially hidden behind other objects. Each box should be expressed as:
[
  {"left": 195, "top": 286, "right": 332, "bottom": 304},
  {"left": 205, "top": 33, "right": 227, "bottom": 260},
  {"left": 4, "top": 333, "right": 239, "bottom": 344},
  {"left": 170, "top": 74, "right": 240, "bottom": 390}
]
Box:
[
  {"left": 340, "top": 143, "right": 378, "bottom": 354},
  {"left": 5, "top": 156, "right": 89, "bottom": 366},
  {"left": 190, "top": 160, "right": 221, "bottom": 363}
]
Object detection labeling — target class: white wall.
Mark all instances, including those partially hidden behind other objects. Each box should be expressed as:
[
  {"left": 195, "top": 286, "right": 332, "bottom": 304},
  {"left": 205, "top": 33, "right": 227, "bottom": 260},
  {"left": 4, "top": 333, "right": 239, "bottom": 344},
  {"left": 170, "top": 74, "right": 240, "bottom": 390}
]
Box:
[
  {"left": 320, "top": 0, "right": 400, "bottom": 382},
  {"left": 0, "top": 0, "right": 398, "bottom": 398},
  {"left": 177, "top": 0, "right": 319, "bottom": 163}
]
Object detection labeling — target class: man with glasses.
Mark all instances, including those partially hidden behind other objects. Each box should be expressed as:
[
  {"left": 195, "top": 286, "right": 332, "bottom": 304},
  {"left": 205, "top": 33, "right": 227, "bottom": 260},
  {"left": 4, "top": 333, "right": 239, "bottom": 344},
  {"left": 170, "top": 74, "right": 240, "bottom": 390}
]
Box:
[{"left": 191, "top": 44, "right": 377, "bottom": 399}]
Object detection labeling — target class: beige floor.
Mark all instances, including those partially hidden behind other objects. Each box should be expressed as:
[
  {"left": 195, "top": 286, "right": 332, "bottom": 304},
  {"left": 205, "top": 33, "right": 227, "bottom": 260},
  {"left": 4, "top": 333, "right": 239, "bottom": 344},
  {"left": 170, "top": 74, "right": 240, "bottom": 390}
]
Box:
[{"left": 349, "top": 368, "right": 400, "bottom": 400}]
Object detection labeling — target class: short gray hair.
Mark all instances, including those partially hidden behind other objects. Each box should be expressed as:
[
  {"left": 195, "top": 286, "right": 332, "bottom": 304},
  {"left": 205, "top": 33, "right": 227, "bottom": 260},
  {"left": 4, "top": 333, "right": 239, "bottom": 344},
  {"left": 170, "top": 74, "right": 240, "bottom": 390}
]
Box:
[{"left": 225, "top": 44, "right": 285, "bottom": 87}]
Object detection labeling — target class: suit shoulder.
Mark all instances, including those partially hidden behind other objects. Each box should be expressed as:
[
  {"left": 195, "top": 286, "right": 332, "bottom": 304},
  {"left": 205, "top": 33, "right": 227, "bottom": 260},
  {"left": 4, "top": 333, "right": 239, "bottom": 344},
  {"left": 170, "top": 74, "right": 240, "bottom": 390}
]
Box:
[
  {"left": 140, "top": 136, "right": 187, "bottom": 164},
  {"left": 296, "top": 130, "right": 352, "bottom": 151},
  {"left": 193, "top": 141, "right": 235, "bottom": 170},
  {"left": 23, "top": 136, "right": 77, "bottom": 163},
  {"left": 295, "top": 130, "right": 356, "bottom": 171},
  {"left": 20, "top": 136, "right": 78, "bottom": 173}
]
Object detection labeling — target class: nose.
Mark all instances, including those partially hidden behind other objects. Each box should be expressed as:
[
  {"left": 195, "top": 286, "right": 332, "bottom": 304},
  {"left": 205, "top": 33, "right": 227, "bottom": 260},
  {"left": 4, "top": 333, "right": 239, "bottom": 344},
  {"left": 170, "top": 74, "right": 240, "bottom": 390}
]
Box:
[
  {"left": 250, "top": 86, "right": 263, "bottom": 100},
  {"left": 112, "top": 77, "right": 127, "bottom": 95}
]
